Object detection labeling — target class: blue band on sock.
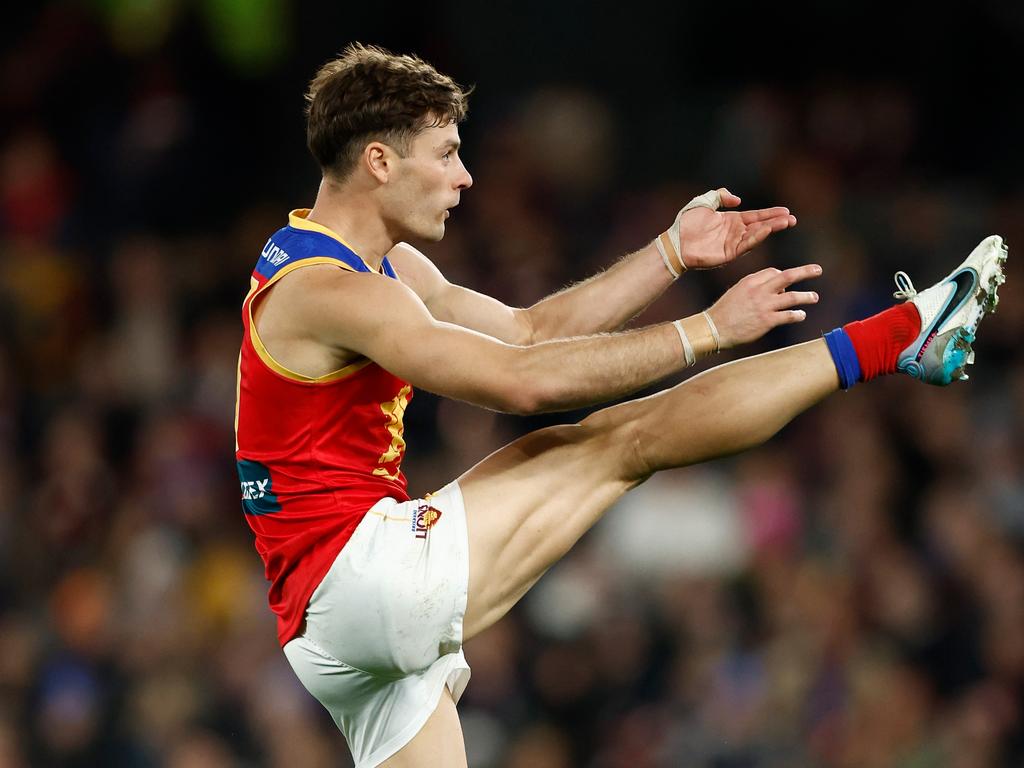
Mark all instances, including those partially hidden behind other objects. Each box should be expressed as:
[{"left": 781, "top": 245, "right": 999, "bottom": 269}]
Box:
[{"left": 823, "top": 328, "right": 862, "bottom": 390}]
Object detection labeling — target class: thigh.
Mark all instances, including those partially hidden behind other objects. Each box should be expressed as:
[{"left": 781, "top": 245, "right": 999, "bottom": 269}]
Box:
[
  {"left": 458, "top": 405, "right": 647, "bottom": 640},
  {"left": 304, "top": 486, "right": 470, "bottom": 676},
  {"left": 456, "top": 341, "right": 837, "bottom": 640},
  {"left": 380, "top": 687, "right": 467, "bottom": 768},
  {"left": 283, "top": 635, "right": 470, "bottom": 768}
]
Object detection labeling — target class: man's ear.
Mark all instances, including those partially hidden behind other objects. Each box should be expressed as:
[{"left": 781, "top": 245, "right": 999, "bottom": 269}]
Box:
[{"left": 364, "top": 142, "right": 395, "bottom": 184}]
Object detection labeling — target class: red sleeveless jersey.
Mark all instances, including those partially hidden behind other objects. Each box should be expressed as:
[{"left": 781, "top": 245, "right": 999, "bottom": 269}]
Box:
[{"left": 235, "top": 210, "right": 413, "bottom": 646}]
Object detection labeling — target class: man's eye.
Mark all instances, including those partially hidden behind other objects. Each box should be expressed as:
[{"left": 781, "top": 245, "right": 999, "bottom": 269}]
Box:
[{"left": 442, "top": 152, "right": 451, "bottom": 161}]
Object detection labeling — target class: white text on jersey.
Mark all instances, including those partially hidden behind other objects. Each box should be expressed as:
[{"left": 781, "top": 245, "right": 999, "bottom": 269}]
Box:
[
  {"left": 241, "top": 479, "right": 270, "bottom": 499},
  {"left": 261, "top": 240, "right": 290, "bottom": 267}
]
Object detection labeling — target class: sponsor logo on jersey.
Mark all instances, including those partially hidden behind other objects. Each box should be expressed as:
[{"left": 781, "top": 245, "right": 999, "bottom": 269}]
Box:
[
  {"left": 412, "top": 503, "right": 442, "bottom": 539},
  {"left": 237, "top": 459, "right": 281, "bottom": 515},
  {"left": 260, "top": 239, "right": 290, "bottom": 267},
  {"left": 241, "top": 479, "right": 270, "bottom": 499}
]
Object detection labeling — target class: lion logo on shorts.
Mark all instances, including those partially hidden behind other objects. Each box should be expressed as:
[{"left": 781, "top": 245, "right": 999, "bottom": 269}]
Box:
[{"left": 412, "top": 504, "right": 442, "bottom": 539}]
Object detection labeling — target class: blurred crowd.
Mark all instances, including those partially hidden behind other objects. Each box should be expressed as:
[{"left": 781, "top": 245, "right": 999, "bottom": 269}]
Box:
[{"left": 4, "top": 4, "right": 1024, "bottom": 767}]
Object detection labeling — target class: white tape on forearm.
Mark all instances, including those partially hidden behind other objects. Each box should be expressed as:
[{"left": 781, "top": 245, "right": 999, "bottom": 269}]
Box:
[{"left": 672, "top": 319, "right": 695, "bottom": 366}]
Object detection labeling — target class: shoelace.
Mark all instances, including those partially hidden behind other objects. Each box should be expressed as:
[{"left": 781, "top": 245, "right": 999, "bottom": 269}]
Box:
[{"left": 893, "top": 270, "right": 917, "bottom": 300}]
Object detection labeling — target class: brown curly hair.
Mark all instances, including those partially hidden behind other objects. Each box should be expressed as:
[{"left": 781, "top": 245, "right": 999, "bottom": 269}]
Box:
[{"left": 305, "top": 43, "right": 471, "bottom": 179}]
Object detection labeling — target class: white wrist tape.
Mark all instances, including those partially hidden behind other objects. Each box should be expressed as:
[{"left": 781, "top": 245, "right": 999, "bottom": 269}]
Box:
[
  {"left": 657, "top": 235, "right": 681, "bottom": 279},
  {"left": 672, "top": 319, "right": 695, "bottom": 366},
  {"left": 702, "top": 310, "right": 721, "bottom": 352},
  {"left": 657, "top": 189, "right": 723, "bottom": 279}
]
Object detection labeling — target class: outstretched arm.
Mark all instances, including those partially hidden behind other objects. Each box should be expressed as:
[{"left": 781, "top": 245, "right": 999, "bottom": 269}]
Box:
[
  {"left": 389, "top": 188, "right": 797, "bottom": 344},
  {"left": 283, "top": 260, "right": 820, "bottom": 415},
  {"left": 526, "top": 189, "right": 797, "bottom": 341}
]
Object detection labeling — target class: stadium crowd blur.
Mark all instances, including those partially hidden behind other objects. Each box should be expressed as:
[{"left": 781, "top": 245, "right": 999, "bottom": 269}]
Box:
[{"left": 4, "top": 3, "right": 1024, "bottom": 767}]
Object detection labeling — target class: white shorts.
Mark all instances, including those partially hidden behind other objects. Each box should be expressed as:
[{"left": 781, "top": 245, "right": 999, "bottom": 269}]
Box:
[{"left": 283, "top": 481, "right": 471, "bottom": 768}]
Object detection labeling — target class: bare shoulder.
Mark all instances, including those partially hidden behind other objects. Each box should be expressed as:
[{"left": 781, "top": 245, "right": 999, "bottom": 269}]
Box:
[
  {"left": 386, "top": 241, "right": 435, "bottom": 272},
  {"left": 257, "top": 264, "right": 384, "bottom": 341},
  {"left": 254, "top": 263, "right": 426, "bottom": 376},
  {"left": 274, "top": 261, "right": 365, "bottom": 293},
  {"left": 267, "top": 264, "right": 397, "bottom": 325},
  {"left": 386, "top": 242, "right": 447, "bottom": 302}
]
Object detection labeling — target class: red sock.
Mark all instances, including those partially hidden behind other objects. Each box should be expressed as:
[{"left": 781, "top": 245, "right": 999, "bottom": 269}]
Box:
[{"left": 843, "top": 303, "right": 922, "bottom": 382}]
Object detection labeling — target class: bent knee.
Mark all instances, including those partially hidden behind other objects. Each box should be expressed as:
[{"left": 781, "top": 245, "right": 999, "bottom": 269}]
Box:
[{"left": 577, "top": 411, "right": 652, "bottom": 485}]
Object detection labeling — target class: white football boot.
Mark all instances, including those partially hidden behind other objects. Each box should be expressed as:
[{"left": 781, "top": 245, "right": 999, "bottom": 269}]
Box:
[{"left": 895, "top": 235, "right": 1007, "bottom": 385}]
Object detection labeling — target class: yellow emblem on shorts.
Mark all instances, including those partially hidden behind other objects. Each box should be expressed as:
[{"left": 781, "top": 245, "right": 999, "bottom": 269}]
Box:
[{"left": 412, "top": 503, "right": 442, "bottom": 540}]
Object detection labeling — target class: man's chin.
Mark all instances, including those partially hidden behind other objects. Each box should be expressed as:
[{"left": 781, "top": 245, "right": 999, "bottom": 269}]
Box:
[{"left": 401, "top": 221, "right": 446, "bottom": 244}]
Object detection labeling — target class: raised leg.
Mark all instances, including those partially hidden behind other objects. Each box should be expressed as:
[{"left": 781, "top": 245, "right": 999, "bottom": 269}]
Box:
[
  {"left": 383, "top": 235, "right": 1008, "bottom": 765},
  {"left": 458, "top": 339, "right": 839, "bottom": 639}
]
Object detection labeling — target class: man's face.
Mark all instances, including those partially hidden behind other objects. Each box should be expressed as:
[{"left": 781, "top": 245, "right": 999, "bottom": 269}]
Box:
[{"left": 383, "top": 121, "right": 472, "bottom": 242}]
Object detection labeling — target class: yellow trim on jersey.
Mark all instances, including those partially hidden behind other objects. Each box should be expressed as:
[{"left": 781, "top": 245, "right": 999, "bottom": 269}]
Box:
[
  {"left": 234, "top": 350, "right": 242, "bottom": 451},
  {"left": 234, "top": 276, "right": 262, "bottom": 448},
  {"left": 287, "top": 209, "right": 389, "bottom": 273},
  {"left": 247, "top": 258, "right": 371, "bottom": 384}
]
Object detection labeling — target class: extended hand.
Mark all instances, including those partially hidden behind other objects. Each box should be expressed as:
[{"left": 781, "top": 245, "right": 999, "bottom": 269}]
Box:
[
  {"left": 675, "top": 188, "right": 797, "bottom": 270},
  {"left": 707, "top": 264, "right": 822, "bottom": 349}
]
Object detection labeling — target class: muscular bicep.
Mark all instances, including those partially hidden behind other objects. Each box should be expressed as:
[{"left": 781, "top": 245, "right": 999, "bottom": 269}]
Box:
[
  {"left": 299, "top": 267, "right": 533, "bottom": 413},
  {"left": 387, "top": 242, "right": 534, "bottom": 344},
  {"left": 429, "top": 281, "right": 535, "bottom": 344}
]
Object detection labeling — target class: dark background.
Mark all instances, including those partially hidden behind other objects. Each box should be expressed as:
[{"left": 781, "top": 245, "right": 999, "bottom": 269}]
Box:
[{"left": 3, "top": 2, "right": 1024, "bottom": 766}]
